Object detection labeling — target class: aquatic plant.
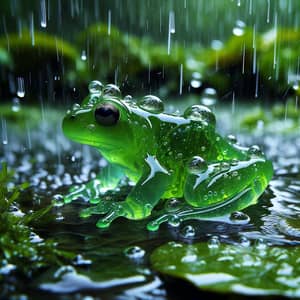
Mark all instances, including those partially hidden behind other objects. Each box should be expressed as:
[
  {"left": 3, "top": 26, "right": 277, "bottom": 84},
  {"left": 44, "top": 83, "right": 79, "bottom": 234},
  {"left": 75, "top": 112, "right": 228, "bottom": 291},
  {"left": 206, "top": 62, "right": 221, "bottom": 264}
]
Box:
[{"left": 0, "top": 162, "right": 74, "bottom": 278}]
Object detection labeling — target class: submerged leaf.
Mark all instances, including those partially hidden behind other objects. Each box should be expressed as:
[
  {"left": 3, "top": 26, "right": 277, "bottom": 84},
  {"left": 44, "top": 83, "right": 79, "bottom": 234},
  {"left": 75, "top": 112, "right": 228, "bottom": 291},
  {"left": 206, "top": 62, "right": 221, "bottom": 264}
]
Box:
[{"left": 151, "top": 241, "right": 300, "bottom": 297}]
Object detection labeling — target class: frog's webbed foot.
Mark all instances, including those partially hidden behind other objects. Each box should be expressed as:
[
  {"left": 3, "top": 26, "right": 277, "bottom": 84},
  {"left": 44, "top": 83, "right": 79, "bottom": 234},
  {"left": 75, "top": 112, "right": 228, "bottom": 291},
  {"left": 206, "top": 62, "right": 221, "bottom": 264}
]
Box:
[
  {"left": 64, "top": 180, "right": 102, "bottom": 204},
  {"left": 80, "top": 200, "right": 136, "bottom": 228}
]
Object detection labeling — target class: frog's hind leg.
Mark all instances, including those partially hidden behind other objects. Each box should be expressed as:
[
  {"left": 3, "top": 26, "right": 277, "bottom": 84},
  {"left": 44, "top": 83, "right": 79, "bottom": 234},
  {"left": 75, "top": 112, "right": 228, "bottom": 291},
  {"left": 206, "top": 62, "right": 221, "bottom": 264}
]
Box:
[
  {"left": 63, "top": 164, "right": 124, "bottom": 204},
  {"left": 184, "top": 157, "right": 273, "bottom": 216},
  {"left": 146, "top": 158, "right": 273, "bottom": 230}
]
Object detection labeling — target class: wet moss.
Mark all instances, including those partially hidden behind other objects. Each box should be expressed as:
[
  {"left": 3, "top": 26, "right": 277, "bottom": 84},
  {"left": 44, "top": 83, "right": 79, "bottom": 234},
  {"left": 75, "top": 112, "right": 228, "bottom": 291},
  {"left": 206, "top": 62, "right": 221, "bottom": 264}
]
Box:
[{"left": 0, "top": 162, "right": 74, "bottom": 279}]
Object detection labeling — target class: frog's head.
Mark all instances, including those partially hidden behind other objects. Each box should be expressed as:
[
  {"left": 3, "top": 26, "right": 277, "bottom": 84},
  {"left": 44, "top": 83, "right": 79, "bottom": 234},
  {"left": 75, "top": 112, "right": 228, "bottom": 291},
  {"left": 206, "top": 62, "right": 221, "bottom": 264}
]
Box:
[{"left": 63, "top": 90, "right": 145, "bottom": 163}]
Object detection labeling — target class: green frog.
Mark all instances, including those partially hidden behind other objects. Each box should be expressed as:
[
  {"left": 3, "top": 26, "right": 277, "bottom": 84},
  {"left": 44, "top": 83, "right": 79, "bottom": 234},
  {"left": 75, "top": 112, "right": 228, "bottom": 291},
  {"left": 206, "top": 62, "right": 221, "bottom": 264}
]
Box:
[{"left": 62, "top": 81, "right": 273, "bottom": 230}]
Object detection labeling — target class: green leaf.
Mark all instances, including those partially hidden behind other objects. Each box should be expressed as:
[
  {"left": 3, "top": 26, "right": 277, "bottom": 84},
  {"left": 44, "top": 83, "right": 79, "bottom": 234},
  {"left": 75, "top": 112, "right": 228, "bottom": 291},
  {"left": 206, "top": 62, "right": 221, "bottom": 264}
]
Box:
[{"left": 151, "top": 241, "right": 300, "bottom": 297}]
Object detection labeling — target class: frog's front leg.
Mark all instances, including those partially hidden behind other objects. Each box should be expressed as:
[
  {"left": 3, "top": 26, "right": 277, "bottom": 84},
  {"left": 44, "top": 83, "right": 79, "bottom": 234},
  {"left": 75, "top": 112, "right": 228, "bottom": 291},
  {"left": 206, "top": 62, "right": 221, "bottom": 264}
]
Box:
[
  {"left": 81, "top": 155, "right": 172, "bottom": 228},
  {"left": 184, "top": 156, "right": 273, "bottom": 215},
  {"left": 64, "top": 163, "right": 124, "bottom": 204}
]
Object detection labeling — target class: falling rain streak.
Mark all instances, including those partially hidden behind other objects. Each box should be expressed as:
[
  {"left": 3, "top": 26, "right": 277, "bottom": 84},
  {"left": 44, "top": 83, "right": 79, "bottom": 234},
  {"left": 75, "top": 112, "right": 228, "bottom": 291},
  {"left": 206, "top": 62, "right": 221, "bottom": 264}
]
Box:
[{"left": 167, "top": 10, "right": 175, "bottom": 55}]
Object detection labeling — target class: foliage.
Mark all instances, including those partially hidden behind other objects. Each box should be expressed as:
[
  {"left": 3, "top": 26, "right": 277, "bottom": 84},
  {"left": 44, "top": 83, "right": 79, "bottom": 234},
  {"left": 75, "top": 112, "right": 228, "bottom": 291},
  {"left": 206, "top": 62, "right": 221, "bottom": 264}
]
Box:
[
  {"left": 151, "top": 241, "right": 300, "bottom": 297},
  {"left": 0, "top": 162, "right": 74, "bottom": 279}
]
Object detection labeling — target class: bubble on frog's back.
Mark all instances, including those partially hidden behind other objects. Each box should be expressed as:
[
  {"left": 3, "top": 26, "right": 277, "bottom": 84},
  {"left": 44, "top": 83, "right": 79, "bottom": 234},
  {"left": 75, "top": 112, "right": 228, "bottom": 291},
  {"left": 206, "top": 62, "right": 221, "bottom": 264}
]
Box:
[
  {"left": 248, "top": 145, "right": 263, "bottom": 157},
  {"left": 184, "top": 105, "right": 216, "bottom": 127},
  {"left": 137, "top": 95, "right": 164, "bottom": 113},
  {"left": 200, "top": 88, "right": 218, "bottom": 107},
  {"left": 187, "top": 156, "right": 208, "bottom": 174},
  {"left": 103, "top": 83, "right": 121, "bottom": 97},
  {"left": 88, "top": 80, "right": 103, "bottom": 94}
]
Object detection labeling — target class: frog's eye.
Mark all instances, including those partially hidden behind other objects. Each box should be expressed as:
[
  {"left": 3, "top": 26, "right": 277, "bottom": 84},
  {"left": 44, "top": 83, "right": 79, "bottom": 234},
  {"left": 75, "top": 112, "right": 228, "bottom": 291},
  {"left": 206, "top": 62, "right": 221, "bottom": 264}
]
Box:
[{"left": 94, "top": 103, "right": 120, "bottom": 126}]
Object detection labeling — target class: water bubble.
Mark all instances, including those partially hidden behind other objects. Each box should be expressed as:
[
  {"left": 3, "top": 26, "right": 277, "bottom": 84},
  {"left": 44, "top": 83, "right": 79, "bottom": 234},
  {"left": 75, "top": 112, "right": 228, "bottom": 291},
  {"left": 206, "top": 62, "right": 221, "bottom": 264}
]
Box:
[
  {"left": 239, "top": 236, "right": 250, "bottom": 247},
  {"left": 211, "top": 39, "right": 224, "bottom": 50},
  {"left": 227, "top": 134, "right": 237, "bottom": 144},
  {"left": 187, "top": 156, "right": 208, "bottom": 174},
  {"left": 72, "top": 254, "right": 92, "bottom": 266},
  {"left": 168, "top": 215, "right": 181, "bottom": 227},
  {"left": 72, "top": 103, "right": 80, "bottom": 111},
  {"left": 137, "top": 95, "right": 164, "bottom": 113},
  {"left": 200, "top": 88, "right": 217, "bottom": 106},
  {"left": 124, "top": 95, "right": 133, "bottom": 102},
  {"left": 208, "top": 235, "right": 220, "bottom": 249},
  {"left": 233, "top": 20, "right": 246, "bottom": 36},
  {"left": 190, "top": 79, "right": 202, "bottom": 89},
  {"left": 229, "top": 211, "right": 250, "bottom": 225},
  {"left": 248, "top": 145, "right": 263, "bottom": 157},
  {"left": 164, "top": 198, "right": 182, "bottom": 212},
  {"left": 12, "top": 98, "right": 21, "bottom": 112},
  {"left": 124, "top": 246, "right": 145, "bottom": 259},
  {"left": 255, "top": 238, "right": 267, "bottom": 250},
  {"left": 88, "top": 80, "right": 103, "bottom": 94},
  {"left": 103, "top": 84, "right": 121, "bottom": 97},
  {"left": 180, "top": 225, "right": 196, "bottom": 238},
  {"left": 183, "top": 105, "right": 216, "bottom": 127}
]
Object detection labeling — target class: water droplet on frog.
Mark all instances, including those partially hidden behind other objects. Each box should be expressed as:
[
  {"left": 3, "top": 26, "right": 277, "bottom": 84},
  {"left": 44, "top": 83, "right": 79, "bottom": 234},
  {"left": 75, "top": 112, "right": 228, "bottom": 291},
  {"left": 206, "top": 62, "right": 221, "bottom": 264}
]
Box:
[
  {"left": 184, "top": 105, "right": 216, "bottom": 127},
  {"left": 187, "top": 156, "right": 208, "bottom": 174},
  {"left": 200, "top": 88, "right": 217, "bottom": 106},
  {"left": 239, "top": 236, "right": 250, "bottom": 247},
  {"left": 248, "top": 145, "right": 263, "bottom": 157},
  {"left": 124, "top": 246, "right": 145, "bottom": 259},
  {"left": 72, "top": 103, "right": 80, "bottom": 111},
  {"left": 227, "top": 134, "right": 237, "bottom": 144},
  {"left": 52, "top": 194, "right": 64, "bottom": 207},
  {"left": 180, "top": 225, "right": 196, "bottom": 238},
  {"left": 229, "top": 211, "right": 250, "bottom": 225},
  {"left": 168, "top": 215, "right": 181, "bottom": 227},
  {"left": 137, "top": 95, "right": 164, "bottom": 113},
  {"left": 164, "top": 198, "right": 182, "bottom": 212},
  {"left": 87, "top": 124, "right": 95, "bottom": 131},
  {"left": 208, "top": 235, "right": 220, "bottom": 249},
  {"left": 88, "top": 80, "right": 103, "bottom": 94},
  {"left": 103, "top": 83, "right": 121, "bottom": 97},
  {"left": 11, "top": 98, "right": 21, "bottom": 112},
  {"left": 124, "top": 95, "right": 133, "bottom": 101},
  {"left": 233, "top": 20, "right": 246, "bottom": 36}
]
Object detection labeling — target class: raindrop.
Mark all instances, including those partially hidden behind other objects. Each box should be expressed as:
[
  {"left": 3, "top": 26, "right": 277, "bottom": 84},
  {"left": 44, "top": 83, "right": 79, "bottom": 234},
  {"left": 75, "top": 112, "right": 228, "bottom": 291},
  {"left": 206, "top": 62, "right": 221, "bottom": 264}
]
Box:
[
  {"left": 124, "top": 246, "right": 145, "bottom": 259},
  {"left": 137, "top": 95, "right": 164, "bottom": 113},
  {"left": 72, "top": 254, "right": 92, "bottom": 266},
  {"left": 88, "top": 80, "right": 103, "bottom": 94},
  {"left": 107, "top": 9, "right": 111, "bottom": 35},
  {"left": 81, "top": 50, "right": 87, "bottom": 61},
  {"left": 103, "top": 84, "right": 121, "bottom": 97},
  {"left": 17, "top": 77, "right": 25, "bottom": 98},
  {"left": 180, "top": 225, "right": 196, "bottom": 238},
  {"left": 40, "top": 0, "right": 47, "bottom": 28},
  {"left": 187, "top": 156, "right": 208, "bottom": 174},
  {"left": 11, "top": 98, "right": 21, "bottom": 112},
  {"left": 200, "top": 88, "right": 217, "bottom": 106},
  {"left": 208, "top": 235, "right": 220, "bottom": 249},
  {"left": 211, "top": 39, "right": 224, "bottom": 50},
  {"left": 229, "top": 211, "right": 250, "bottom": 225},
  {"left": 233, "top": 20, "right": 246, "bottom": 36},
  {"left": 124, "top": 95, "right": 133, "bottom": 102},
  {"left": 183, "top": 105, "right": 216, "bottom": 127},
  {"left": 1, "top": 118, "right": 8, "bottom": 145}
]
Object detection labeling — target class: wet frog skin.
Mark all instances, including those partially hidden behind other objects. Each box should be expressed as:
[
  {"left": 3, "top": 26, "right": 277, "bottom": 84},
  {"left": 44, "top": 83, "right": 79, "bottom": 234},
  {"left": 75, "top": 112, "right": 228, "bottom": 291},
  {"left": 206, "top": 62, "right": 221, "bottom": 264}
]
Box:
[{"left": 62, "top": 81, "right": 273, "bottom": 231}]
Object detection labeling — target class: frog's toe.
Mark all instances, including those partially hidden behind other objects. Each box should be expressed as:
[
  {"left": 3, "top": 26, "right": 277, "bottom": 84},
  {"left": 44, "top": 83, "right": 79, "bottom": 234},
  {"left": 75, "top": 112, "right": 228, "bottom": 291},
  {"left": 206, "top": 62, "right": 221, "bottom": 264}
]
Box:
[{"left": 96, "top": 203, "right": 128, "bottom": 228}]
